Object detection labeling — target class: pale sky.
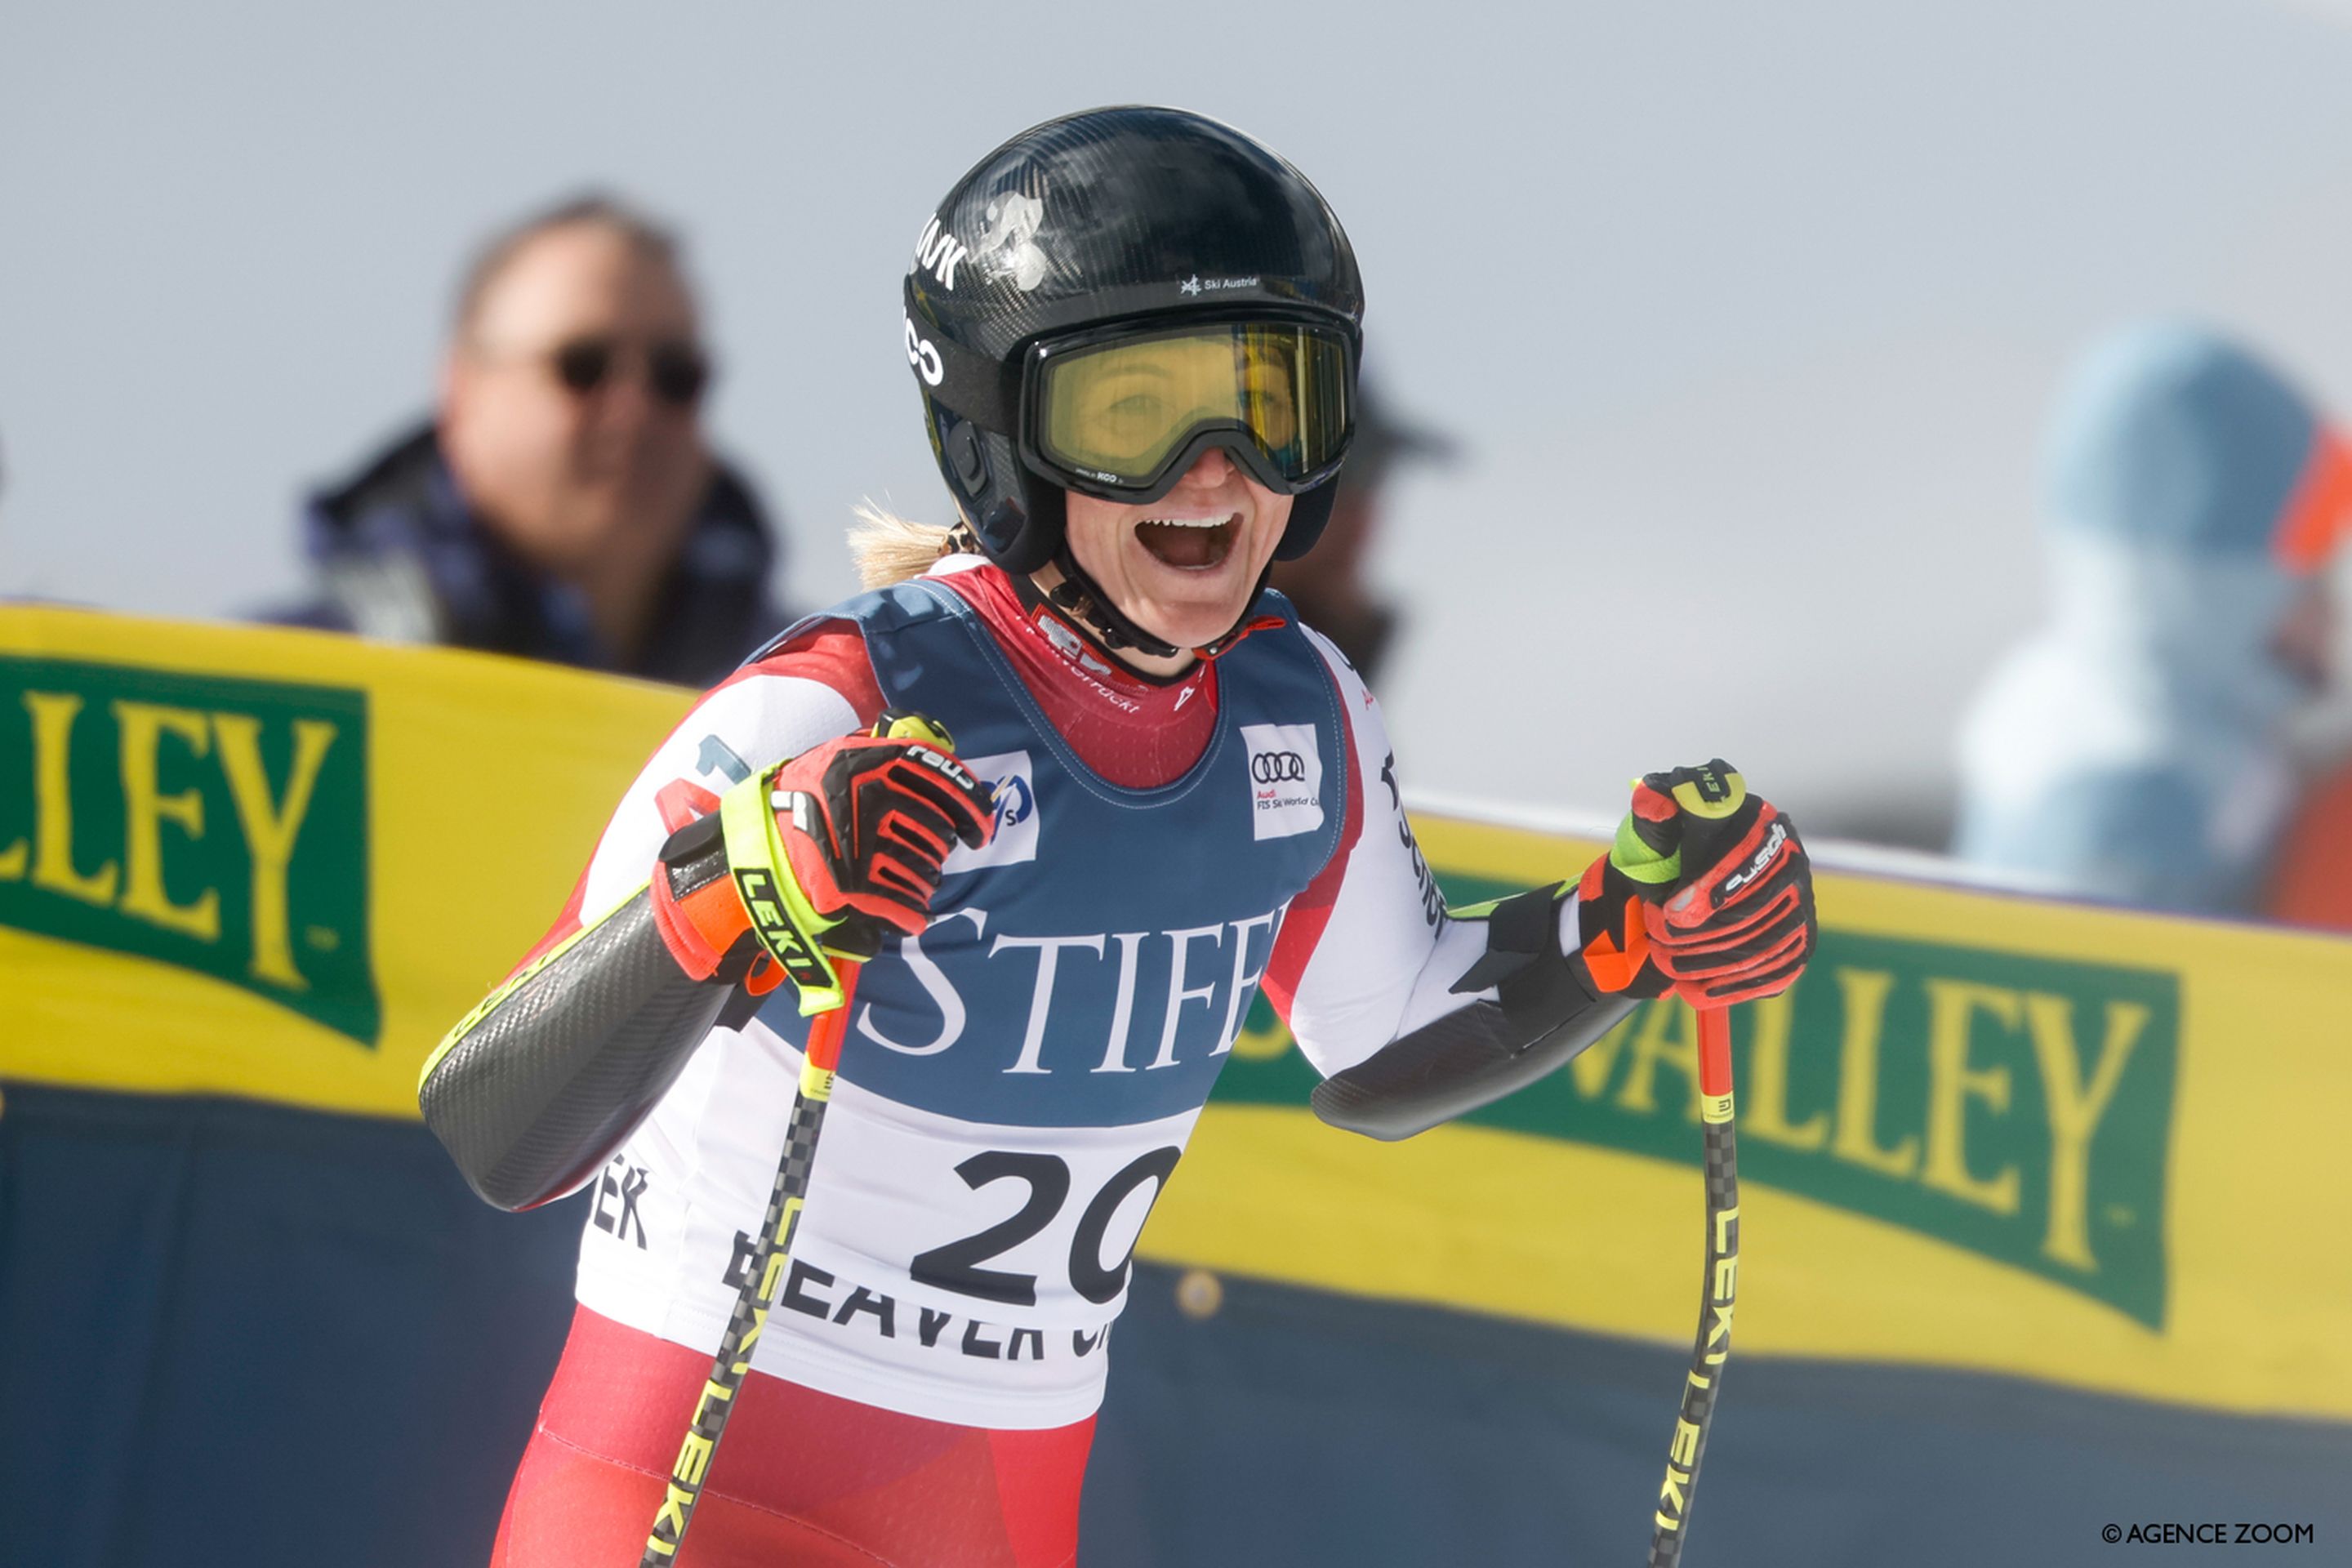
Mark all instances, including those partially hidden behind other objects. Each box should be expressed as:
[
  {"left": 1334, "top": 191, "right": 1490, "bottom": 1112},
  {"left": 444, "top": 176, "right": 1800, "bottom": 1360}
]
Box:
[{"left": 7, "top": 0, "right": 2352, "bottom": 839}]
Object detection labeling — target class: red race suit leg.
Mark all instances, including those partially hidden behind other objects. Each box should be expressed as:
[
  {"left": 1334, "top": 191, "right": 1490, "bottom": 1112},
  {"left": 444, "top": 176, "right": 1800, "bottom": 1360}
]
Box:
[{"left": 490, "top": 1305, "right": 1094, "bottom": 1568}]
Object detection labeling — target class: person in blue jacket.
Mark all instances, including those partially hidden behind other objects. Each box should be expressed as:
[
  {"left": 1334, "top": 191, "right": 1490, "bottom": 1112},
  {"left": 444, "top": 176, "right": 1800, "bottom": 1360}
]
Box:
[{"left": 1955, "top": 322, "right": 2352, "bottom": 914}]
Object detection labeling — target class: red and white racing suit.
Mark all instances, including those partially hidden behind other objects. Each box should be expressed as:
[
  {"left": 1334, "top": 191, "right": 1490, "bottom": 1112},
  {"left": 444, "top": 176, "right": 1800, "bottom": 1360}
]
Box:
[{"left": 489, "top": 558, "right": 1526, "bottom": 1566}]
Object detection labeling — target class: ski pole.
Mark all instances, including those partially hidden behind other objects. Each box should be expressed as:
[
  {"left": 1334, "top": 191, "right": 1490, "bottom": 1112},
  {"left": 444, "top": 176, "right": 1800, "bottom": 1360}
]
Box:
[
  {"left": 1646, "top": 1002, "right": 1740, "bottom": 1568},
  {"left": 639, "top": 957, "right": 862, "bottom": 1566}
]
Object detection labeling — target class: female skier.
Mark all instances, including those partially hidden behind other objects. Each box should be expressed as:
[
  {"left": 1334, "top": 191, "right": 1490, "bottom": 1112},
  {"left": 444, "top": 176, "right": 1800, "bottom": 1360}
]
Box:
[{"left": 422, "top": 105, "right": 1817, "bottom": 1567}]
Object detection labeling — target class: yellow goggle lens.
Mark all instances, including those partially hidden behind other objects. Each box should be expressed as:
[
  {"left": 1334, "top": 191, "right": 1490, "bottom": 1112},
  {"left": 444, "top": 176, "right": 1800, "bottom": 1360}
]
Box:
[{"left": 1037, "top": 324, "right": 1350, "bottom": 488}]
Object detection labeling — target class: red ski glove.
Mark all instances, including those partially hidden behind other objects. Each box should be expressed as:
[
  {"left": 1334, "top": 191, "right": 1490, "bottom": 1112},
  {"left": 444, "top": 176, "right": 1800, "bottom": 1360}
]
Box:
[
  {"left": 652, "top": 711, "right": 996, "bottom": 1007},
  {"left": 769, "top": 718, "right": 997, "bottom": 939},
  {"left": 1575, "top": 760, "right": 1815, "bottom": 1007}
]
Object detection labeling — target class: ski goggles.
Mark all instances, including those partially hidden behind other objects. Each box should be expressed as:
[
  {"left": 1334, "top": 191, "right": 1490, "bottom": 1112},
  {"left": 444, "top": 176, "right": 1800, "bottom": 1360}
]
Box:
[{"left": 1022, "top": 318, "right": 1355, "bottom": 502}]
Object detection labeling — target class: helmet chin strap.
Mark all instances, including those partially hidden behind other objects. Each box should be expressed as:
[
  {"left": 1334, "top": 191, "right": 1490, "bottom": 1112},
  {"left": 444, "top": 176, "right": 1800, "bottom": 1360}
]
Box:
[
  {"left": 1032, "top": 545, "right": 1272, "bottom": 674},
  {"left": 947, "top": 523, "right": 1274, "bottom": 674},
  {"left": 1039, "top": 545, "right": 1183, "bottom": 662}
]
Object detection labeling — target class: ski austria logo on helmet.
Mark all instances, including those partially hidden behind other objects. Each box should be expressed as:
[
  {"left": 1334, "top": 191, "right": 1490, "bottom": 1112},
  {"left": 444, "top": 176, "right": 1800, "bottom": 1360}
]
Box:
[
  {"left": 902, "top": 314, "right": 943, "bottom": 388},
  {"left": 1240, "top": 724, "right": 1324, "bottom": 841},
  {"left": 974, "top": 190, "right": 1050, "bottom": 292},
  {"left": 911, "top": 214, "right": 969, "bottom": 291},
  {"left": 942, "top": 751, "right": 1040, "bottom": 872}
]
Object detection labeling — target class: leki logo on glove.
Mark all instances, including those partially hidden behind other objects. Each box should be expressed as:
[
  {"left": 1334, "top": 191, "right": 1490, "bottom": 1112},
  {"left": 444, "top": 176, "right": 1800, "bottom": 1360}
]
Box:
[
  {"left": 942, "top": 751, "right": 1040, "bottom": 874},
  {"left": 1719, "top": 819, "right": 1790, "bottom": 901},
  {"left": 729, "top": 865, "right": 834, "bottom": 991},
  {"left": 1240, "top": 724, "right": 1324, "bottom": 842}
]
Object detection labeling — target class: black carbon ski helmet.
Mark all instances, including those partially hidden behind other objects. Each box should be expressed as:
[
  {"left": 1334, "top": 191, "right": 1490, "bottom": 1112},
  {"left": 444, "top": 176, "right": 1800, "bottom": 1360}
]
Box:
[{"left": 902, "top": 106, "right": 1365, "bottom": 583}]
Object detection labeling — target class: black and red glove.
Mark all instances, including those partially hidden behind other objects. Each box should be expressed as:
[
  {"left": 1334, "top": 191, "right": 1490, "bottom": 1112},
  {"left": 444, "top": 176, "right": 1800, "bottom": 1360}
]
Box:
[
  {"left": 1575, "top": 760, "right": 1815, "bottom": 1007},
  {"left": 651, "top": 711, "right": 996, "bottom": 996},
  {"left": 768, "top": 718, "right": 996, "bottom": 943}
]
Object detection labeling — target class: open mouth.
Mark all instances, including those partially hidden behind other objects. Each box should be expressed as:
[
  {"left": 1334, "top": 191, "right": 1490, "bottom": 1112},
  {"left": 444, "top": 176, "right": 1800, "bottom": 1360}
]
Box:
[{"left": 1134, "top": 512, "right": 1241, "bottom": 571}]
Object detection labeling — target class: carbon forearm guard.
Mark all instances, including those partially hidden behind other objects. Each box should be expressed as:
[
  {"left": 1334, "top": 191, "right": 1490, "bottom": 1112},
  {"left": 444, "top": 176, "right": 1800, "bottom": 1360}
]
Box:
[
  {"left": 1312, "top": 884, "right": 1634, "bottom": 1141},
  {"left": 419, "top": 883, "right": 742, "bottom": 1211}
]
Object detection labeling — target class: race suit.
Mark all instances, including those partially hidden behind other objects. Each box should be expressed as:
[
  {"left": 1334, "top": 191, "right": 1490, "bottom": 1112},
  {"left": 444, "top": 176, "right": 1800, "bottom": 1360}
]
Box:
[{"left": 466, "top": 555, "right": 1548, "bottom": 1566}]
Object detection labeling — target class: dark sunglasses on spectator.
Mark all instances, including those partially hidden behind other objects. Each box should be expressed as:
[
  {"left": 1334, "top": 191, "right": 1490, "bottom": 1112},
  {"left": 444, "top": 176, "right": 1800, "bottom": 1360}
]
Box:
[{"left": 550, "top": 337, "right": 710, "bottom": 408}]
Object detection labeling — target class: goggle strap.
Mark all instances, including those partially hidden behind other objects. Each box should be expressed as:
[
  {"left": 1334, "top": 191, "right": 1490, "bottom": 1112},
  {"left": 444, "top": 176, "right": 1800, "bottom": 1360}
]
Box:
[{"left": 905, "top": 279, "right": 1017, "bottom": 430}]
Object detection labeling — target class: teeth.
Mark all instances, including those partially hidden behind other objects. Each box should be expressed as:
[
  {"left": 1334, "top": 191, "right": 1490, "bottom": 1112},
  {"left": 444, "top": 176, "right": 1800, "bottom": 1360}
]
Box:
[{"left": 1138, "top": 514, "right": 1233, "bottom": 529}]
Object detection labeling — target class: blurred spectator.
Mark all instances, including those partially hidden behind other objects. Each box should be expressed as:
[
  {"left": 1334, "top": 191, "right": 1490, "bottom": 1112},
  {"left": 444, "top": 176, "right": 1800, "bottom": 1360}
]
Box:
[
  {"left": 273, "top": 194, "right": 787, "bottom": 685},
  {"left": 1268, "top": 381, "right": 1454, "bottom": 684},
  {"left": 1953, "top": 323, "right": 2352, "bottom": 915}
]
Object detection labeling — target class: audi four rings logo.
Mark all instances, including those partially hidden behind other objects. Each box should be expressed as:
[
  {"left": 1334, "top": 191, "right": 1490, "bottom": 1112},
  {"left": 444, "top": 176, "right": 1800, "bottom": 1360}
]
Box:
[
  {"left": 1241, "top": 724, "right": 1324, "bottom": 840},
  {"left": 1252, "top": 751, "right": 1307, "bottom": 785},
  {"left": 903, "top": 314, "right": 943, "bottom": 387}
]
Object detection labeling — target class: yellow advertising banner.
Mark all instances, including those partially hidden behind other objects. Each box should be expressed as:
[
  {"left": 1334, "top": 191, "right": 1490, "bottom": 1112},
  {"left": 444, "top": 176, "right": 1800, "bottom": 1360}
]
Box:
[
  {"left": 0, "top": 606, "right": 686, "bottom": 1117},
  {"left": 3, "top": 606, "right": 2347, "bottom": 1428}
]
